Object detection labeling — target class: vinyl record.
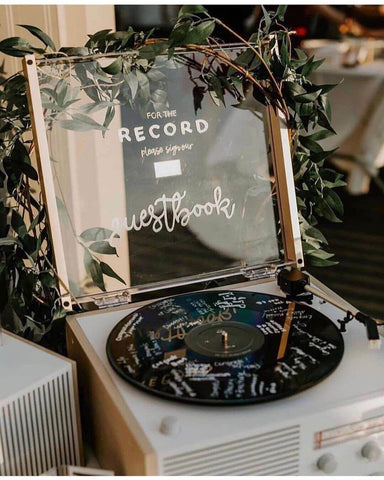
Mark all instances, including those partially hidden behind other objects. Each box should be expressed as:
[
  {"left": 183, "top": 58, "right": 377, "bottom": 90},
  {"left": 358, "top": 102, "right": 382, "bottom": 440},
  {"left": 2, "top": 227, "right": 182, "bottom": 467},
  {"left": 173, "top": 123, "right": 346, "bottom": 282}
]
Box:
[{"left": 107, "top": 290, "right": 344, "bottom": 405}]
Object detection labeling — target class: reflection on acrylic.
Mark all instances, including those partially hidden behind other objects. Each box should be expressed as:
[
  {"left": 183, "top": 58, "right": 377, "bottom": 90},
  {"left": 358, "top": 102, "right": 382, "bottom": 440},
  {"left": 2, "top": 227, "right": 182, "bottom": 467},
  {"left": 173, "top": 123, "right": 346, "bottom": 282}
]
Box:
[{"left": 37, "top": 47, "right": 281, "bottom": 296}]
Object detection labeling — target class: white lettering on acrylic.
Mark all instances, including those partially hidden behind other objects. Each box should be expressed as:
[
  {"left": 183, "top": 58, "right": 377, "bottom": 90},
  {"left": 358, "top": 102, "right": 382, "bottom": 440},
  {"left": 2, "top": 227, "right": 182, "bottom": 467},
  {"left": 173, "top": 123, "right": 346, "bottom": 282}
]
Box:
[
  {"left": 140, "top": 143, "right": 194, "bottom": 160},
  {"left": 117, "top": 119, "right": 208, "bottom": 143},
  {"left": 149, "top": 124, "right": 160, "bottom": 139},
  {"left": 109, "top": 186, "right": 235, "bottom": 247}
]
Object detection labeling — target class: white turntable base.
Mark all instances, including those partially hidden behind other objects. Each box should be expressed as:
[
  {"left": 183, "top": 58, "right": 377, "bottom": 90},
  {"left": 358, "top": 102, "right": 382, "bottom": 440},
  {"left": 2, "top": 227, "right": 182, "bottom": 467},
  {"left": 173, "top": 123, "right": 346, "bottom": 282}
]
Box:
[{"left": 71, "top": 278, "right": 384, "bottom": 475}]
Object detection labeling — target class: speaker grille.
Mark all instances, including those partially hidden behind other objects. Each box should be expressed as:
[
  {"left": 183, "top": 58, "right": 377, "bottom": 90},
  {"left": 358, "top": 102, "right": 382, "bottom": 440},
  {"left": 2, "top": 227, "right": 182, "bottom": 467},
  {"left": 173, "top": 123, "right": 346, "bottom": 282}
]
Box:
[
  {"left": 162, "top": 424, "right": 300, "bottom": 475},
  {"left": 0, "top": 369, "right": 81, "bottom": 475}
]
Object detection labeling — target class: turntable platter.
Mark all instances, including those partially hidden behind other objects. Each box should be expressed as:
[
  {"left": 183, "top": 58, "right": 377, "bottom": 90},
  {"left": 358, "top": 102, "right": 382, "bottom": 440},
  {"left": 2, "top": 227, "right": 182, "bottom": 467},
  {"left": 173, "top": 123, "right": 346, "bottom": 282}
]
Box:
[{"left": 106, "top": 291, "right": 344, "bottom": 405}]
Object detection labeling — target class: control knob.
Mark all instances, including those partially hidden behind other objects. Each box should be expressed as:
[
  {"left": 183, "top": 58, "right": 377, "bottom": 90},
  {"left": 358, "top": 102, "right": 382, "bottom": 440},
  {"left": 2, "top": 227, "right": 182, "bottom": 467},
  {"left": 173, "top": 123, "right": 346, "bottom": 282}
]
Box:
[
  {"left": 160, "top": 416, "right": 180, "bottom": 436},
  {"left": 317, "top": 453, "right": 337, "bottom": 474},
  {"left": 362, "top": 441, "right": 382, "bottom": 461}
]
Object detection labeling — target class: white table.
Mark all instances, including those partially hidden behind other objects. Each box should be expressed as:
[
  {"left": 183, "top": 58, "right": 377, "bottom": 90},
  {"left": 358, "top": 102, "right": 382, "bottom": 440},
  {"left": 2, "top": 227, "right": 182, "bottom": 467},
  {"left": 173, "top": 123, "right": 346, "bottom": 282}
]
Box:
[{"left": 312, "top": 60, "right": 384, "bottom": 194}]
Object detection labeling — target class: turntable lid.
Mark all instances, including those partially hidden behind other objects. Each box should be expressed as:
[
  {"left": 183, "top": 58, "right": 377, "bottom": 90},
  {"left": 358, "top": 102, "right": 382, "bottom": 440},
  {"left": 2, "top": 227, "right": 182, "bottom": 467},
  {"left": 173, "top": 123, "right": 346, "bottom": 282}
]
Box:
[{"left": 24, "top": 46, "right": 302, "bottom": 306}]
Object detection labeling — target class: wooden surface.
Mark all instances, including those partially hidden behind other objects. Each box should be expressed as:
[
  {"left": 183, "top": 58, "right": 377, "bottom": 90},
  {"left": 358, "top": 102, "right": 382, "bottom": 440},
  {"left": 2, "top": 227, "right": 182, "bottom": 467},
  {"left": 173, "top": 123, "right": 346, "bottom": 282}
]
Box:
[{"left": 66, "top": 318, "right": 158, "bottom": 475}]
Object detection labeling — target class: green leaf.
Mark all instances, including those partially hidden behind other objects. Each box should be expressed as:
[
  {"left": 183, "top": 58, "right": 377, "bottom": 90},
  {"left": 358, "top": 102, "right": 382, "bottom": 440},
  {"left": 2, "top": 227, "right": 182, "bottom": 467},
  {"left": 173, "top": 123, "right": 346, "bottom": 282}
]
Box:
[
  {"left": 52, "top": 305, "right": 67, "bottom": 321},
  {"left": 78, "top": 101, "right": 115, "bottom": 114},
  {"left": 193, "top": 85, "right": 205, "bottom": 113},
  {"left": 316, "top": 198, "right": 342, "bottom": 223},
  {"left": 295, "top": 89, "right": 321, "bottom": 103},
  {"left": 310, "top": 147, "right": 338, "bottom": 163},
  {"left": 100, "top": 261, "right": 126, "bottom": 285},
  {"left": 106, "top": 30, "right": 135, "bottom": 49},
  {"left": 80, "top": 227, "right": 116, "bottom": 242},
  {"left": 293, "top": 48, "right": 308, "bottom": 67},
  {"left": 169, "top": 20, "right": 192, "bottom": 47},
  {"left": 300, "top": 56, "right": 325, "bottom": 76},
  {"left": 39, "top": 272, "right": 56, "bottom": 288},
  {"left": 102, "top": 57, "right": 122, "bottom": 75},
  {"left": 276, "top": 5, "right": 287, "bottom": 20},
  {"left": 58, "top": 113, "right": 106, "bottom": 132},
  {"left": 124, "top": 71, "right": 139, "bottom": 100},
  {"left": 10, "top": 140, "right": 39, "bottom": 180},
  {"left": 234, "top": 48, "right": 254, "bottom": 68},
  {"left": 139, "top": 42, "right": 168, "bottom": 59},
  {"left": 317, "top": 108, "right": 335, "bottom": 134},
  {"left": 0, "top": 263, "right": 8, "bottom": 311},
  {"left": 102, "top": 106, "right": 115, "bottom": 137},
  {"left": 11, "top": 210, "right": 27, "bottom": 237},
  {"left": 57, "top": 79, "right": 69, "bottom": 106},
  {"left": 304, "top": 129, "right": 335, "bottom": 141},
  {"left": 18, "top": 24, "right": 56, "bottom": 51},
  {"left": 305, "top": 226, "right": 328, "bottom": 245},
  {"left": 178, "top": 5, "right": 208, "bottom": 17},
  {"left": 299, "top": 135, "right": 324, "bottom": 153},
  {"left": 135, "top": 58, "right": 149, "bottom": 70},
  {"left": 181, "top": 20, "right": 215, "bottom": 45},
  {"left": 136, "top": 69, "right": 151, "bottom": 102},
  {"left": 85, "top": 29, "right": 112, "bottom": 47},
  {"left": 261, "top": 6, "right": 271, "bottom": 30},
  {"left": 151, "top": 88, "right": 167, "bottom": 105},
  {"left": 84, "top": 248, "right": 105, "bottom": 291},
  {"left": 231, "top": 76, "right": 244, "bottom": 98},
  {"left": 208, "top": 75, "right": 225, "bottom": 106},
  {"left": 57, "top": 120, "right": 94, "bottom": 132},
  {"left": 191, "top": 19, "right": 215, "bottom": 43},
  {"left": 280, "top": 40, "right": 289, "bottom": 66},
  {"left": 0, "top": 237, "right": 22, "bottom": 247},
  {"left": 147, "top": 68, "right": 167, "bottom": 82},
  {"left": 0, "top": 37, "right": 35, "bottom": 57},
  {"left": 20, "top": 162, "right": 38, "bottom": 180},
  {"left": 325, "top": 188, "right": 344, "bottom": 216},
  {"left": 284, "top": 81, "right": 306, "bottom": 96},
  {"left": 60, "top": 46, "right": 90, "bottom": 56},
  {"left": 317, "top": 83, "right": 338, "bottom": 94},
  {"left": 308, "top": 255, "right": 337, "bottom": 267},
  {"left": 89, "top": 241, "right": 116, "bottom": 255},
  {"left": 167, "top": 46, "right": 175, "bottom": 59}
]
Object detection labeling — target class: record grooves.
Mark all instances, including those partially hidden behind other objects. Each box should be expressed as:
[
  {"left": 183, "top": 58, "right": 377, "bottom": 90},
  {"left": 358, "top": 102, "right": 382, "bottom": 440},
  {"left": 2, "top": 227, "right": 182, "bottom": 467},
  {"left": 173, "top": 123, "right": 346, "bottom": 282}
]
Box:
[{"left": 106, "top": 291, "right": 344, "bottom": 405}]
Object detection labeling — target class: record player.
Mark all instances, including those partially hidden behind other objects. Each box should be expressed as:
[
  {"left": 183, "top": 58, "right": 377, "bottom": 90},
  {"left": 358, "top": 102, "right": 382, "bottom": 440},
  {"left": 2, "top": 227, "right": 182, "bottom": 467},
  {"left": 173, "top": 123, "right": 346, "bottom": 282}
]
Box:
[{"left": 23, "top": 45, "right": 384, "bottom": 475}]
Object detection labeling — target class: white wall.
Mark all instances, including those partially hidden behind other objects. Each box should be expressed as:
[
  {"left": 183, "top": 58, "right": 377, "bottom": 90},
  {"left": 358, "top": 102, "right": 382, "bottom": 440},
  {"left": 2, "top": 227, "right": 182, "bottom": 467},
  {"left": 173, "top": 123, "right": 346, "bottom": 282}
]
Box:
[{"left": 0, "top": 5, "right": 115, "bottom": 75}]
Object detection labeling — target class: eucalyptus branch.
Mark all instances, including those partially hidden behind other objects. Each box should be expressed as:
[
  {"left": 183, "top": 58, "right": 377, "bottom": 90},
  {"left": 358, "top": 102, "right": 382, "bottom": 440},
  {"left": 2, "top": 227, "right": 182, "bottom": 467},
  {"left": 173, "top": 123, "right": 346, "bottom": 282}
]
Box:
[
  {"left": 215, "top": 18, "right": 290, "bottom": 119},
  {"left": 184, "top": 43, "right": 271, "bottom": 106}
]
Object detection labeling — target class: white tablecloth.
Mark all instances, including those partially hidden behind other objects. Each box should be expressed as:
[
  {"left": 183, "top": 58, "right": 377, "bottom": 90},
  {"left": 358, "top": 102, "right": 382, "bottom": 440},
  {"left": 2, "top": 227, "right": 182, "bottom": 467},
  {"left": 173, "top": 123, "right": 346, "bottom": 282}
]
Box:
[{"left": 312, "top": 60, "right": 384, "bottom": 194}]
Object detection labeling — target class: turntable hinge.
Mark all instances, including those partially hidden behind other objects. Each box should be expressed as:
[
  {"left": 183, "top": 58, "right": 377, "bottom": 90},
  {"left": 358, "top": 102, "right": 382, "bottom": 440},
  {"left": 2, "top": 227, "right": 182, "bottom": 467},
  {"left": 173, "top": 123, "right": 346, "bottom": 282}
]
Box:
[
  {"left": 93, "top": 291, "right": 132, "bottom": 308},
  {"left": 240, "top": 265, "right": 277, "bottom": 281}
]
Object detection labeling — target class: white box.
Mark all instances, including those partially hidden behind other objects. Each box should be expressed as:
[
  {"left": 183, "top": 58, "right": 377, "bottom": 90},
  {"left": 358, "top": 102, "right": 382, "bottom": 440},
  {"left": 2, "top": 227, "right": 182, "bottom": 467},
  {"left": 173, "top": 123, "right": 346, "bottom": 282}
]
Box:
[{"left": 0, "top": 331, "right": 83, "bottom": 475}]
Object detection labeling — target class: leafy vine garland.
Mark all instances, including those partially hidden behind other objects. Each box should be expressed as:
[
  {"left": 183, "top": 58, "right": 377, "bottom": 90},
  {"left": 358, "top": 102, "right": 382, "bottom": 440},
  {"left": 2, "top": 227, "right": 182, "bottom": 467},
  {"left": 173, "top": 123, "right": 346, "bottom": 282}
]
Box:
[{"left": 0, "top": 6, "right": 344, "bottom": 350}]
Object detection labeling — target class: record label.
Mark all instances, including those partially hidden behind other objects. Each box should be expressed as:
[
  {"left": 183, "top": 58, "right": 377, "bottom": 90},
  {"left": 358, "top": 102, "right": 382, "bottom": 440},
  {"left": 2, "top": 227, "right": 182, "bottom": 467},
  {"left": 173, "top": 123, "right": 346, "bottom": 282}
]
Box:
[{"left": 107, "top": 291, "right": 344, "bottom": 405}]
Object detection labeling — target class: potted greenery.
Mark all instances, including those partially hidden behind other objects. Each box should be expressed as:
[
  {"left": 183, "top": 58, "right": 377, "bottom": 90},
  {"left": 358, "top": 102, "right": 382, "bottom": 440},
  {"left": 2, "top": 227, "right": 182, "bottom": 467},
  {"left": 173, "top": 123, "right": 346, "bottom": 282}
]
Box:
[{"left": 0, "top": 5, "right": 343, "bottom": 351}]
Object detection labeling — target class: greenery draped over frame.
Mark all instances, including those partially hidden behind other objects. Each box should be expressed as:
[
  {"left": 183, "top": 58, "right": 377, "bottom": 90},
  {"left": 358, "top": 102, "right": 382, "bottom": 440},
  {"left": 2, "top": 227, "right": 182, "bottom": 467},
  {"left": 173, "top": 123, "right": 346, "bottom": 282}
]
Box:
[{"left": 0, "top": 5, "right": 344, "bottom": 351}]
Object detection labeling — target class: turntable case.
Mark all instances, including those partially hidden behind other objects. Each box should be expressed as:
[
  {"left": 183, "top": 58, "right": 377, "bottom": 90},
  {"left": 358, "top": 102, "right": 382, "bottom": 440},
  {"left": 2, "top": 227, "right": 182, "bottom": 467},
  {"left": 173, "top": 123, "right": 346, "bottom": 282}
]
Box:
[{"left": 23, "top": 45, "right": 304, "bottom": 474}]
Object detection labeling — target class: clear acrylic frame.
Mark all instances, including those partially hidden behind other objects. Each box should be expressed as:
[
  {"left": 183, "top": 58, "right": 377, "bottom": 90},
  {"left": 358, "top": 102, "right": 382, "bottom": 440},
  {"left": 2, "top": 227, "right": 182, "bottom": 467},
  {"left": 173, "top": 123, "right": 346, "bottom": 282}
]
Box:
[{"left": 23, "top": 46, "right": 302, "bottom": 308}]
